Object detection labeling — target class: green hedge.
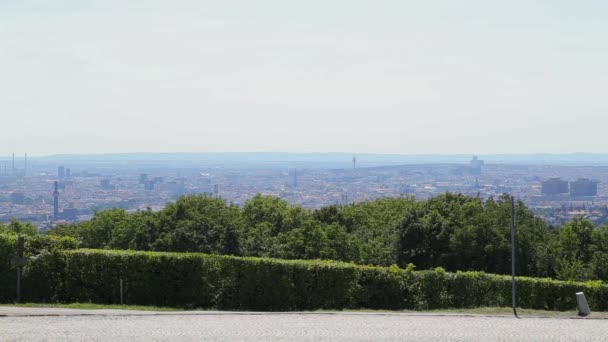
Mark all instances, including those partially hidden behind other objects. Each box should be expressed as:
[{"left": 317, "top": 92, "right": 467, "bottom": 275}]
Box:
[
  {"left": 8, "top": 248, "right": 608, "bottom": 311},
  {"left": 0, "top": 234, "right": 78, "bottom": 303},
  {"left": 22, "top": 250, "right": 360, "bottom": 310}
]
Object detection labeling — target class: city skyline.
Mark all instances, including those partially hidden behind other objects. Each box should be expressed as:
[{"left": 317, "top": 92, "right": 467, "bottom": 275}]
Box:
[{"left": 2, "top": 152, "right": 608, "bottom": 231}]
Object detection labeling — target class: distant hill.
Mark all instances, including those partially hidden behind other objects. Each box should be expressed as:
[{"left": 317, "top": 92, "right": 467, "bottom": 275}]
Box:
[{"left": 5, "top": 152, "right": 608, "bottom": 168}]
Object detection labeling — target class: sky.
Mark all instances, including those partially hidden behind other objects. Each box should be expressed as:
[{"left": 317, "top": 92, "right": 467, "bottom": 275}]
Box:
[{"left": 1, "top": 0, "right": 607, "bottom": 156}]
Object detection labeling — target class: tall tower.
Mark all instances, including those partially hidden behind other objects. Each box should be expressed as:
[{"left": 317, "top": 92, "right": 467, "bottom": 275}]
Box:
[
  {"left": 53, "top": 181, "right": 60, "bottom": 221},
  {"left": 341, "top": 192, "right": 349, "bottom": 204},
  {"left": 352, "top": 156, "right": 357, "bottom": 169}
]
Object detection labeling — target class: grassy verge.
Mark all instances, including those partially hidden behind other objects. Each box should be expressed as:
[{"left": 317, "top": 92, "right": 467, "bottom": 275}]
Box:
[
  {"left": 0, "top": 303, "right": 180, "bottom": 311},
  {"left": 2, "top": 304, "right": 607, "bottom": 318},
  {"left": 428, "top": 307, "right": 576, "bottom": 317},
  {"left": 334, "top": 307, "right": 608, "bottom": 318},
  {"left": 431, "top": 307, "right": 608, "bottom": 319}
]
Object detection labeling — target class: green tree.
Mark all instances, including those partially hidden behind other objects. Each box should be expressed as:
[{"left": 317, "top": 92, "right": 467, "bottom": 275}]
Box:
[
  {"left": 337, "top": 198, "right": 415, "bottom": 266},
  {"left": 240, "top": 195, "right": 314, "bottom": 258},
  {"left": 109, "top": 208, "right": 160, "bottom": 250},
  {"left": 4, "top": 219, "right": 38, "bottom": 236},
  {"left": 77, "top": 208, "right": 131, "bottom": 248},
  {"left": 154, "top": 195, "right": 242, "bottom": 254}
]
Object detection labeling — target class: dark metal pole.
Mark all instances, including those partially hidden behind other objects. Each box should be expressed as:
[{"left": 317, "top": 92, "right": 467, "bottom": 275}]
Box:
[
  {"left": 511, "top": 196, "right": 519, "bottom": 318},
  {"left": 16, "top": 266, "right": 21, "bottom": 303},
  {"left": 16, "top": 236, "right": 24, "bottom": 304}
]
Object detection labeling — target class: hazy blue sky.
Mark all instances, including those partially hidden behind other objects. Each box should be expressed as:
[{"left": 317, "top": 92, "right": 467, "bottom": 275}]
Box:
[{"left": 1, "top": 0, "right": 607, "bottom": 156}]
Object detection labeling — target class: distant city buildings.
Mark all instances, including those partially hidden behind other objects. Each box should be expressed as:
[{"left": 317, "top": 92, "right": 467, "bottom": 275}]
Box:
[
  {"left": 540, "top": 178, "right": 599, "bottom": 197},
  {"left": 1, "top": 153, "right": 28, "bottom": 177},
  {"left": 541, "top": 178, "right": 569, "bottom": 196},
  {"left": 290, "top": 169, "right": 298, "bottom": 188},
  {"left": 2, "top": 155, "right": 608, "bottom": 229},
  {"left": 100, "top": 179, "right": 113, "bottom": 190},
  {"left": 163, "top": 180, "right": 186, "bottom": 198},
  {"left": 341, "top": 193, "right": 349, "bottom": 204},
  {"left": 144, "top": 180, "right": 155, "bottom": 191},
  {"left": 142, "top": 176, "right": 164, "bottom": 191},
  {"left": 62, "top": 207, "right": 78, "bottom": 221},
  {"left": 10, "top": 192, "right": 25, "bottom": 205},
  {"left": 570, "top": 178, "right": 598, "bottom": 197}
]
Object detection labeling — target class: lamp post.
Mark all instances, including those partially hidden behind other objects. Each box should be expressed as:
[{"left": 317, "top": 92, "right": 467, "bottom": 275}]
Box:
[
  {"left": 11, "top": 236, "right": 26, "bottom": 303},
  {"left": 511, "top": 196, "right": 519, "bottom": 318}
]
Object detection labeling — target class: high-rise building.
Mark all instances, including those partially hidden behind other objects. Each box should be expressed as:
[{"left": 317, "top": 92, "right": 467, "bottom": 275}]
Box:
[
  {"left": 341, "top": 192, "right": 349, "bottom": 204},
  {"left": 541, "top": 178, "right": 569, "bottom": 196},
  {"left": 570, "top": 179, "right": 598, "bottom": 197},
  {"left": 470, "top": 156, "right": 484, "bottom": 175},
  {"left": 53, "top": 181, "right": 60, "bottom": 220},
  {"left": 139, "top": 173, "right": 148, "bottom": 184},
  {"left": 58, "top": 166, "right": 65, "bottom": 179},
  {"left": 65, "top": 168, "right": 71, "bottom": 178},
  {"left": 213, "top": 184, "right": 220, "bottom": 197},
  {"left": 144, "top": 180, "right": 155, "bottom": 191}
]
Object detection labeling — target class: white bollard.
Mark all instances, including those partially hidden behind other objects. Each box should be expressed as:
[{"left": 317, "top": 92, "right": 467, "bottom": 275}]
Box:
[{"left": 576, "top": 292, "right": 591, "bottom": 317}]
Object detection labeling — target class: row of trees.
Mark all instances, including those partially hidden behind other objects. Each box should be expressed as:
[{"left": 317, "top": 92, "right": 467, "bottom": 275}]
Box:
[{"left": 43, "top": 193, "right": 608, "bottom": 282}]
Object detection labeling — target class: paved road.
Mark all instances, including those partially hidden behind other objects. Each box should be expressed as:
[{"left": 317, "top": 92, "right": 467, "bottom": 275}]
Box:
[{"left": 1, "top": 308, "right": 607, "bottom": 341}]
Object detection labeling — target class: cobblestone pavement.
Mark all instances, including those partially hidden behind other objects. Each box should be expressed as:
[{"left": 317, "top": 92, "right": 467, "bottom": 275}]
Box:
[{"left": 1, "top": 309, "right": 607, "bottom": 342}]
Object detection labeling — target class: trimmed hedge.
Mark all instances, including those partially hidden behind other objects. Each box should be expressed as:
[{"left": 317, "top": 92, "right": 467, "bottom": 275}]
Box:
[
  {"left": 0, "top": 234, "right": 78, "bottom": 303},
  {"left": 22, "top": 250, "right": 360, "bottom": 310},
  {"left": 7, "top": 248, "right": 608, "bottom": 311}
]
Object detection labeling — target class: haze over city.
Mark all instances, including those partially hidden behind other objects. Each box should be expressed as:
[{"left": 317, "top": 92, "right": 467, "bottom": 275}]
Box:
[{"left": 2, "top": 0, "right": 607, "bottom": 155}]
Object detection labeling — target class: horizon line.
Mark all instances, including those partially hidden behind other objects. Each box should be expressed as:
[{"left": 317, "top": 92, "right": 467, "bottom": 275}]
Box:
[{"left": 3, "top": 151, "right": 608, "bottom": 159}]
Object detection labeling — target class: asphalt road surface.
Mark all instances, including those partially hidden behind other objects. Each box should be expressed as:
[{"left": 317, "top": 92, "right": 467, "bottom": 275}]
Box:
[{"left": 1, "top": 308, "right": 607, "bottom": 341}]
